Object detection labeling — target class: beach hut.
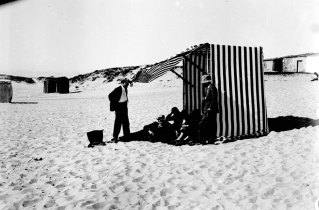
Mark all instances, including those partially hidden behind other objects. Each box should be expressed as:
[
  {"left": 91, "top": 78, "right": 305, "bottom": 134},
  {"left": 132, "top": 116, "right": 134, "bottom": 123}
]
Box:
[
  {"left": 0, "top": 80, "right": 13, "bottom": 103},
  {"left": 44, "top": 77, "right": 69, "bottom": 93},
  {"left": 264, "top": 53, "right": 319, "bottom": 73},
  {"left": 134, "top": 43, "right": 268, "bottom": 140}
]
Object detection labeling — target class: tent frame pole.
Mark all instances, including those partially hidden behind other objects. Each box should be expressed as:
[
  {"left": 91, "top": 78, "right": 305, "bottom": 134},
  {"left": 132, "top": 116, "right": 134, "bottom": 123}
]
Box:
[
  {"left": 182, "top": 55, "right": 206, "bottom": 74},
  {"left": 169, "top": 68, "right": 194, "bottom": 87}
]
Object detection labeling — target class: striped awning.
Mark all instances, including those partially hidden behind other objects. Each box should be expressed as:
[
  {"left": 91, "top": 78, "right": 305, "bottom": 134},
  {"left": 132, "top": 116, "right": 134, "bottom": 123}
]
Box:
[
  {"left": 134, "top": 56, "right": 183, "bottom": 83},
  {"left": 133, "top": 44, "right": 209, "bottom": 83}
]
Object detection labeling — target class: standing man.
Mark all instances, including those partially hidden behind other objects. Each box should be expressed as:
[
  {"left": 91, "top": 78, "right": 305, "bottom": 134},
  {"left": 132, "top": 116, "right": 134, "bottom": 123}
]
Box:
[
  {"left": 108, "top": 77, "right": 131, "bottom": 142},
  {"left": 199, "top": 74, "right": 219, "bottom": 144}
]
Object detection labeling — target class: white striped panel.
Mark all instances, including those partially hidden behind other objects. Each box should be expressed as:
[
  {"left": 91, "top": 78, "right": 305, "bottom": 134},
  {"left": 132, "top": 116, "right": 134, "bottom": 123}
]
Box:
[
  {"left": 225, "top": 46, "right": 232, "bottom": 137},
  {"left": 251, "top": 48, "right": 258, "bottom": 134},
  {"left": 235, "top": 46, "right": 243, "bottom": 136},
  {"left": 255, "top": 47, "right": 263, "bottom": 132},
  {"left": 240, "top": 47, "right": 248, "bottom": 135},
  {"left": 220, "top": 45, "right": 226, "bottom": 137},
  {"left": 260, "top": 49, "right": 268, "bottom": 132},
  {"left": 246, "top": 47, "right": 253, "bottom": 135},
  {"left": 230, "top": 46, "right": 238, "bottom": 137},
  {"left": 212, "top": 44, "right": 221, "bottom": 138}
]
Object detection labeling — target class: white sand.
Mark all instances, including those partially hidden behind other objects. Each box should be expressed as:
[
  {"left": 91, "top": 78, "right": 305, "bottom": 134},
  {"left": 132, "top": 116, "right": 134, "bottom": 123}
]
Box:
[{"left": 1, "top": 73, "right": 319, "bottom": 210}]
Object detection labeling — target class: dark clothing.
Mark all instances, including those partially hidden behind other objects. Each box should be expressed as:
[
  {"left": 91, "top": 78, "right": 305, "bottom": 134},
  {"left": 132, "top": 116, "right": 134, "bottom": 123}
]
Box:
[
  {"left": 108, "top": 86, "right": 128, "bottom": 111},
  {"left": 199, "top": 84, "right": 219, "bottom": 143},
  {"left": 202, "top": 84, "right": 219, "bottom": 117},
  {"left": 109, "top": 86, "right": 130, "bottom": 139},
  {"left": 120, "top": 120, "right": 176, "bottom": 143},
  {"left": 152, "top": 120, "right": 176, "bottom": 143},
  {"left": 119, "top": 122, "right": 158, "bottom": 142},
  {"left": 119, "top": 129, "right": 147, "bottom": 142},
  {"left": 199, "top": 111, "right": 217, "bottom": 143},
  {"left": 165, "top": 111, "right": 183, "bottom": 132},
  {"left": 113, "top": 101, "right": 130, "bottom": 139},
  {"left": 176, "top": 110, "right": 201, "bottom": 144}
]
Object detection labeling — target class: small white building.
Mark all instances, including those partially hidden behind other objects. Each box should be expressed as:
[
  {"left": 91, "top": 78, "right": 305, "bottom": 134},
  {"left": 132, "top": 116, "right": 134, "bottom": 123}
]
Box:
[{"left": 264, "top": 53, "right": 319, "bottom": 73}]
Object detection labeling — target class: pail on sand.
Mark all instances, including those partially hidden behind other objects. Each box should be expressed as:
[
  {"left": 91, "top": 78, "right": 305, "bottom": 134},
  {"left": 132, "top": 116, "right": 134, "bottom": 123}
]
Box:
[{"left": 87, "top": 130, "right": 105, "bottom": 147}]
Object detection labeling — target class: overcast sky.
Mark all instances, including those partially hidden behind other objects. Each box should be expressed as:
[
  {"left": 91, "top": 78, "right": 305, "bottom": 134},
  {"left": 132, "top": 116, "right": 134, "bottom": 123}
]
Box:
[{"left": 1, "top": 0, "right": 319, "bottom": 77}]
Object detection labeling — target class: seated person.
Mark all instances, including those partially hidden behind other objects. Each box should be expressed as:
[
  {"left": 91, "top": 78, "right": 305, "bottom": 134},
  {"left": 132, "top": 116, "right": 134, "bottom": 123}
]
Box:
[
  {"left": 119, "top": 115, "right": 177, "bottom": 143},
  {"left": 165, "top": 107, "right": 183, "bottom": 134},
  {"left": 150, "top": 115, "right": 177, "bottom": 143},
  {"left": 175, "top": 109, "right": 201, "bottom": 145}
]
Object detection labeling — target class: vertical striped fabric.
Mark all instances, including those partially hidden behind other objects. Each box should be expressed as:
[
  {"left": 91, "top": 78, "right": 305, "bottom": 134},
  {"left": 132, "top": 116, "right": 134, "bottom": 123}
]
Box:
[
  {"left": 183, "top": 44, "right": 268, "bottom": 139},
  {"left": 182, "top": 51, "right": 207, "bottom": 113}
]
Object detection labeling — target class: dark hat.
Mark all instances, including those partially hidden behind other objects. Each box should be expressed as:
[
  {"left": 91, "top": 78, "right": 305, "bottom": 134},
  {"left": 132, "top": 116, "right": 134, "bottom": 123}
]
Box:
[
  {"left": 201, "top": 74, "right": 212, "bottom": 84},
  {"left": 156, "top": 115, "right": 165, "bottom": 121}
]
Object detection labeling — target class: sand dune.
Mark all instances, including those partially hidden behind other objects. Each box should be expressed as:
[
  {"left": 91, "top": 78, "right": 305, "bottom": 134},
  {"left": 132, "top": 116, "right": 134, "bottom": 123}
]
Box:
[{"left": 1, "top": 73, "right": 319, "bottom": 209}]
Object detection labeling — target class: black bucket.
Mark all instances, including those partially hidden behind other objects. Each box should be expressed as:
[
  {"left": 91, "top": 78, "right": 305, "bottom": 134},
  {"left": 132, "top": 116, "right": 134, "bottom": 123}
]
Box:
[{"left": 87, "top": 130, "right": 105, "bottom": 146}]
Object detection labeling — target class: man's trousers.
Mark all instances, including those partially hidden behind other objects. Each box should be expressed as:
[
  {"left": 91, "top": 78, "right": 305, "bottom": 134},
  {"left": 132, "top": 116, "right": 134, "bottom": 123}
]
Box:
[{"left": 113, "top": 102, "right": 130, "bottom": 139}]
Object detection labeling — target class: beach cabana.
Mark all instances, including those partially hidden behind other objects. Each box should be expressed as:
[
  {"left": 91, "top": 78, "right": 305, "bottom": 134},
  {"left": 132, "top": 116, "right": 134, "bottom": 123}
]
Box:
[
  {"left": 44, "top": 77, "right": 69, "bottom": 93},
  {"left": 0, "top": 80, "right": 13, "bottom": 103},
  {"left": 134, "top": 43, "right": 268, "bottom": 140}
]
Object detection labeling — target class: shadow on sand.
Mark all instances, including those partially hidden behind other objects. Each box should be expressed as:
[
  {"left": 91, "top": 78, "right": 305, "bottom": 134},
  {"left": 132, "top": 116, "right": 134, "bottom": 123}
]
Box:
[
  {"left": 268, "top": 116, "right": 319, "bottom": 132},
  {"left": 11, "top": 102, "right": 38, "bottom": 104},
  {"left": 0, "top": 0, "right": 23, "bottom": 6},
  {"left": 91, "top": 115, "right": 319, "bottom": 148},
  {"left": 117, "top": 116, "right": 319, "bottom": 146}
]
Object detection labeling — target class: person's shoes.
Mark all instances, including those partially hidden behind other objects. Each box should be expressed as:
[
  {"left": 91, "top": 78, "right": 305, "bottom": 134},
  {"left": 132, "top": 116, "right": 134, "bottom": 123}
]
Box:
[
  {"left": 109, "top": 138, "right": 118, "bottom": 143},
  {"left": 188, "top": 141, "right": 196, "bottom": 146}
]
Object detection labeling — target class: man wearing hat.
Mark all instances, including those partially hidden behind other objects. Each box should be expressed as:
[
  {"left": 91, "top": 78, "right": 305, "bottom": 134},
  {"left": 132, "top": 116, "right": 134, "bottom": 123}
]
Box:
[
  {"left": 108, "top": 77, "right": 132, "bottom": 142},
  {"left": 199, "top": 74, "right": 219, "bottom": 144}
]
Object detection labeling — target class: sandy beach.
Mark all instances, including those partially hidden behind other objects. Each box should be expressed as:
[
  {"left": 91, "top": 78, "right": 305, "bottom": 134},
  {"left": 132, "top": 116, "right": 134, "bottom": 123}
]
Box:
[{"left": 1, "top": 73, "right": 319, "bottom": 210}]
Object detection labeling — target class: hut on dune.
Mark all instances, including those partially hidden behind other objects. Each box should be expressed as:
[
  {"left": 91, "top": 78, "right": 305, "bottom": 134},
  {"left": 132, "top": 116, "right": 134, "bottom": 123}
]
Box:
[
  {"left": 134, "top": 43, "right": 268, "bottom": 141},
  {"left": 0, "top": 80, "right": 13, "bottom": 103},
  {"left": 44, "top": 77, "right": 69, "bottom": 94}
]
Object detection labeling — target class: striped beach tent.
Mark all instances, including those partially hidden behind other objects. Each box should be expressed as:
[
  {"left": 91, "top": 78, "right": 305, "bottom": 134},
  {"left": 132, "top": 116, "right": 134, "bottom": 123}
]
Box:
[{"left": 134, "top": 43, "right": 268, "bottom": 140}]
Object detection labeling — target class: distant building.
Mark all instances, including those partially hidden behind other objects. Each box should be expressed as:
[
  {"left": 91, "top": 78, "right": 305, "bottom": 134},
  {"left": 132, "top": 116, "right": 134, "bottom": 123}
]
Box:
[
  {"left": 44, "top": 77, "right": 69, "bottom": 93},
  {"left": 0, "top": 80, "right": 13, "bottom": 103},
  {"left": 264, "top": 53, "right": 319, "bottom": 73}
]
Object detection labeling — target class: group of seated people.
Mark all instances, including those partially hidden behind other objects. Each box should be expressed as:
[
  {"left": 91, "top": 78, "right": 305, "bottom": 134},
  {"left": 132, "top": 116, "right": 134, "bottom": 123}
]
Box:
[{"left": 118, "top": 107, "right": 213, "bottom": 145}]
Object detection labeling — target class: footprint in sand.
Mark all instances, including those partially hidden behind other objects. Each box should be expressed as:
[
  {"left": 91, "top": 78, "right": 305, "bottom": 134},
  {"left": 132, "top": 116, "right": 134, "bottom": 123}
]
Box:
[
  {"left": 315, "top": 197, "right": 319, "bottom": 210},
  {"left": 147, "top": 187, "right": 156, "bottom": 194},
  {"left": 22, "top": 199, "right": 41, "bottom": 208},
  {"left": 43, "top": 199, "right": 56, "bottom": 208},
  {"left": 132, "top": 176, "right": 143, "bottom": 183}
]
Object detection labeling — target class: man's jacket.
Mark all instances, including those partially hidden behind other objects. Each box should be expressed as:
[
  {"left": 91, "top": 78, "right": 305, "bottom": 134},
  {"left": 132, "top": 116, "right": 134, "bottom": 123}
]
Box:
[
  {"left": 108, "top": 86, "right": 128, "bottom": 111},
  {"left": 202, "top": 84, "right": 219, "bottom": 116}
]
